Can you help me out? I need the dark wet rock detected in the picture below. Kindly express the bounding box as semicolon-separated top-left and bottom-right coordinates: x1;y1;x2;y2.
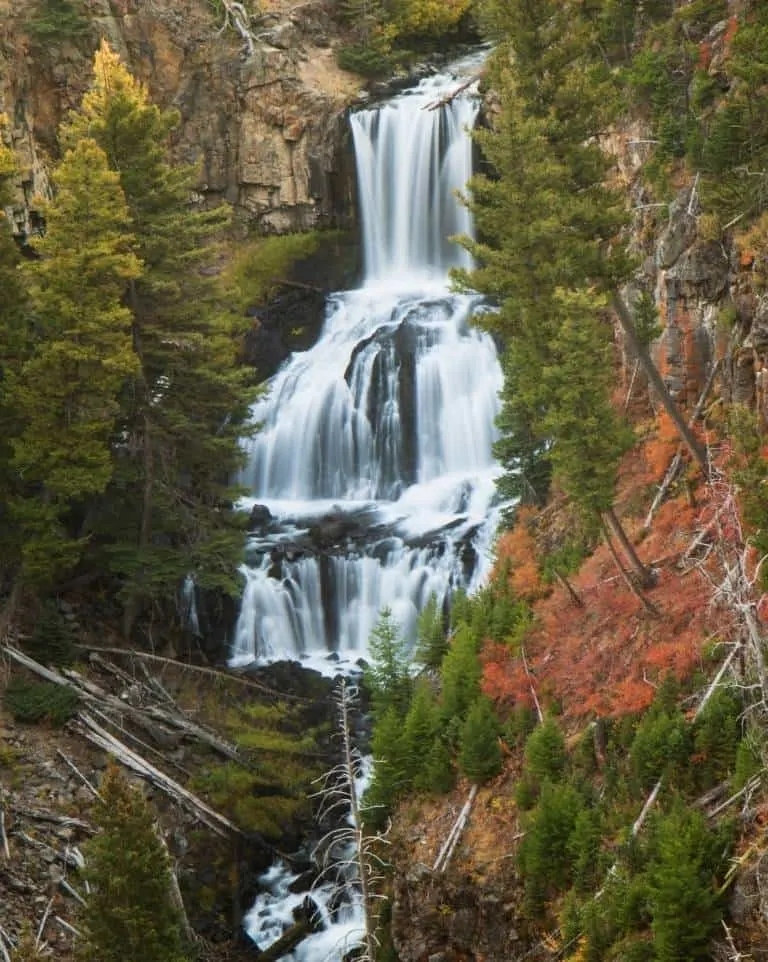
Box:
668;239;730;300
248;503;274;533
242;231;361;382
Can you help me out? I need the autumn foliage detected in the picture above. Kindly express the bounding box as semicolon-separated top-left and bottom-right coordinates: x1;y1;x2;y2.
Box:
481;435;736;721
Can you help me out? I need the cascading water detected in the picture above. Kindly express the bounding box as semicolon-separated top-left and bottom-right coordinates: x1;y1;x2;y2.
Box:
231;51;503;675
239;51;503;961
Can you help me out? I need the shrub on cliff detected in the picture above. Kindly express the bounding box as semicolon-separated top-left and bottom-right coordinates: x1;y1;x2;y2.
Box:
5;679;78;726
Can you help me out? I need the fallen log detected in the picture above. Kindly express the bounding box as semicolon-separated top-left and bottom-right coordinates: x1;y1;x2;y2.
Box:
71;712;245;838
9;805;93;833
433;784;478;873
257;900;319;962
426;73;480;110
72;644;296;699
3;645;241;762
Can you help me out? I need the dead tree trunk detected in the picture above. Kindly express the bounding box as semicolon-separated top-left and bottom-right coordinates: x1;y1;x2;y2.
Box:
554;569;584;607
600;518;660;617
611;291;709;475
604;507;654;589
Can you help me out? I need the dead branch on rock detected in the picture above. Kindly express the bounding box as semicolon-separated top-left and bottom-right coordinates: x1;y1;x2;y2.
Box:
55;749;102;800
217;0;256;56
707;774;763;821
35;896;54;950
0;809;9;861
73;644;292;699
13;831;84;871
9;805;93;833
53;917;81;939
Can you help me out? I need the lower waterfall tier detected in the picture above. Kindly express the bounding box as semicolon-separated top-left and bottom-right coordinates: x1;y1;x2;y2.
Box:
231;284;503;669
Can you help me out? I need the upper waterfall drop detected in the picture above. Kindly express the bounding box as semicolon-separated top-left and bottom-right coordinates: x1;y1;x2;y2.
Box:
350;69;479;285
231;52;503;670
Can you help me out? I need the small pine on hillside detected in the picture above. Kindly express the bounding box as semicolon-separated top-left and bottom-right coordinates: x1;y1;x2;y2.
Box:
79;763;189;962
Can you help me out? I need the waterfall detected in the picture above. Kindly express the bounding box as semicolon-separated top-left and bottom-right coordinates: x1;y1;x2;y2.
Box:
231;51;502;674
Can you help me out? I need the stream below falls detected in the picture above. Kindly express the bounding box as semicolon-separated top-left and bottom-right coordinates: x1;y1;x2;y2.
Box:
236;50;503;959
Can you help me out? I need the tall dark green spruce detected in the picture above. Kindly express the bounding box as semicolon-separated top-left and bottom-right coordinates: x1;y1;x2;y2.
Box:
458;0;708;501
80;763;189;962
63;42;256;634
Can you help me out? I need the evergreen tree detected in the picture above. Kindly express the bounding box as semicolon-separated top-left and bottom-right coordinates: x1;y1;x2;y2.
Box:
419;734;455;794
364;705;410;828
460;1;709;486
518;779;584;917
365;607;412;718
439;622;481;723
80;763;189;962
0;133;30;602
402;677;438;781
11;138;139;586
539;291;632;522
413;594;448;669
458;696;502;783
646;804;729;962
63;42;255;633
524;716;567;785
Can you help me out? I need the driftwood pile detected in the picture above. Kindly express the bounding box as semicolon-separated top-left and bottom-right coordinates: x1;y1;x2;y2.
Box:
2;644;245;838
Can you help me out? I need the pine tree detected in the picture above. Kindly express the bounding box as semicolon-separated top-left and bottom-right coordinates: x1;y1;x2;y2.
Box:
439;622;481;723
0;135;29;601
459;1;709;482
365;607;412;718
364;705;410;828
646;803;729;962
63;42;256;633
413;594;448;669
11;138;139;586
402;678;438;782
458;696;502;783
419;735;455;794
524;716;567;785
80;763;189;962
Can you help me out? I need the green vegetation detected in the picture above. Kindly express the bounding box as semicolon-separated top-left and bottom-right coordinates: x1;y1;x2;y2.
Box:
0;43;259;639
25;0;91;45
334;0;473;77
225;231;325;313
24;600;76;667
458;696;502;782
191;699;325;838
4;679;79;725
80;763;190;962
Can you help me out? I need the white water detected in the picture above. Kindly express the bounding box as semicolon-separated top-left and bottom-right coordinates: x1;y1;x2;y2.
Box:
239;52;502;962
231;52;503;676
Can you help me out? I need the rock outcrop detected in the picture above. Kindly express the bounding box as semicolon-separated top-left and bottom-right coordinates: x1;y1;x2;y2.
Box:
0;0;360;235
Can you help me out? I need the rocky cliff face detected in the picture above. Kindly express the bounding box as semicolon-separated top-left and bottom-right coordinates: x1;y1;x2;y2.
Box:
0;0;361;235
601;119;762;418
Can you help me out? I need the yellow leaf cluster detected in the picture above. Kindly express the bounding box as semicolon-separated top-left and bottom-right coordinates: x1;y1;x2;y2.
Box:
393;0;471;37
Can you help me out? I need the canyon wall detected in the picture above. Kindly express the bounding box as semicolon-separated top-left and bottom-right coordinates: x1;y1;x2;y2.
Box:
0;0;360;235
